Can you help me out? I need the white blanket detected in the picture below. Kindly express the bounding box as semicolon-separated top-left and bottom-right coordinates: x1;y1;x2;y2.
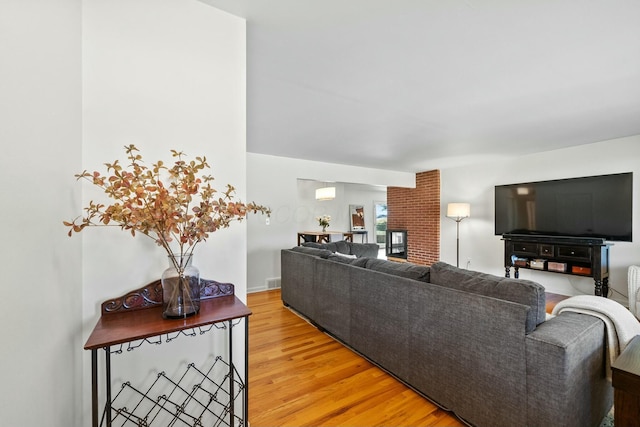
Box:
552;295;640;380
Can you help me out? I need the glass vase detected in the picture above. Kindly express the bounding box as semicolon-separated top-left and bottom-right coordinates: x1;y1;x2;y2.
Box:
161;253;200;319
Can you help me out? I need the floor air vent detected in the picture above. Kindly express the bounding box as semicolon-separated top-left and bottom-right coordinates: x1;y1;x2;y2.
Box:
266;277;281;289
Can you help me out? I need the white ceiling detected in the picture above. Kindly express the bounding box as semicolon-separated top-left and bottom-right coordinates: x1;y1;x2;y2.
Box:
201;0;640;172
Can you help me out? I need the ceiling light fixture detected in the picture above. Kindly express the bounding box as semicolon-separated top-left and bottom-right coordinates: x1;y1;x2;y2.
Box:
315;186;336;201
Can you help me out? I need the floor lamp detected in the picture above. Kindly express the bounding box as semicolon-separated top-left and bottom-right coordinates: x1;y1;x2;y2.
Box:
446;203;470;267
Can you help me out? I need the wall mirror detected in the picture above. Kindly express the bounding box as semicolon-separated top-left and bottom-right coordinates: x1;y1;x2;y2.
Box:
350;205;365;230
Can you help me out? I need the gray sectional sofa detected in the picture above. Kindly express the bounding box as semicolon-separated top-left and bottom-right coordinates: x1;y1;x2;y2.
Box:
280;246;613;427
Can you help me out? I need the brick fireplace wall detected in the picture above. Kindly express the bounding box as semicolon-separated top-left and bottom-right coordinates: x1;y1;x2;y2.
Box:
387;170;440;265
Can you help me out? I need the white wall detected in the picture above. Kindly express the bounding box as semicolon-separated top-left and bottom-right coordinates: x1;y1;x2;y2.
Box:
246;153;414;292
82;0;246;424
0;1;82;425
440;136;640;304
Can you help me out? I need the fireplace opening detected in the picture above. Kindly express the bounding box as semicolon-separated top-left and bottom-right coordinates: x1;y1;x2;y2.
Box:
385;229;407;259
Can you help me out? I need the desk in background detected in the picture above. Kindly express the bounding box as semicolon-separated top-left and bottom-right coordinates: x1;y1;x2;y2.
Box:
297;231;353;246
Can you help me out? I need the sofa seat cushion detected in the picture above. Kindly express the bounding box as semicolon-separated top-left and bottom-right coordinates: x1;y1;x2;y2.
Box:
363;258;430;282
430;262;546;332
350;257;370;268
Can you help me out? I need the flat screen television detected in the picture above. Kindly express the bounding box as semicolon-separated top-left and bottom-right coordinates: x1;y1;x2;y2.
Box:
494;172;633;242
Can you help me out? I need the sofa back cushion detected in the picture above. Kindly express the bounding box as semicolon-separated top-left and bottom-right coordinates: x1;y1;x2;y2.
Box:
301;241;379;258
291;245;333;258
429;262;546;332
301;242;326;250
363;258;430;282
323;241;352;255
348;242;380;258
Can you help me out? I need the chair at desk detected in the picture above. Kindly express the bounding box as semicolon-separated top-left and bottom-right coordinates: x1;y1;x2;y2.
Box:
301;234;318;243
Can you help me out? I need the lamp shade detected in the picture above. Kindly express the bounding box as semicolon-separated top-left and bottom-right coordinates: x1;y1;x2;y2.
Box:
447;203;470;219
315;186;336;201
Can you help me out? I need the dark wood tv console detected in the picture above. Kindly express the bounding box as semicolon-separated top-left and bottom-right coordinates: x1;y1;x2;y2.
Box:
503;235;610;297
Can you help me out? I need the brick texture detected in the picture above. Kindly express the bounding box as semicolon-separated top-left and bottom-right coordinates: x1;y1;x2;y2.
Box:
387;170;440;265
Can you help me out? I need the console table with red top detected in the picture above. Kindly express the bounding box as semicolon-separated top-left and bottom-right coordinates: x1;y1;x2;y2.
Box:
84;279;251;427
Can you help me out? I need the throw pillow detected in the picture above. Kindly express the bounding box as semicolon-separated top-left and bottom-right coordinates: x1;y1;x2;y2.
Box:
327;253;358;264
332;252;357;259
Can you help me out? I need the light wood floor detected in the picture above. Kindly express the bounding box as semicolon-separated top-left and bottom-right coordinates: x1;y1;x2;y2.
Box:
247;289;465;427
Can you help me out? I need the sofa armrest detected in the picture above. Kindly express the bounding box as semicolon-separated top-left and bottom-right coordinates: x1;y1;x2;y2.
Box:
525;312;612;427
280;249;317;319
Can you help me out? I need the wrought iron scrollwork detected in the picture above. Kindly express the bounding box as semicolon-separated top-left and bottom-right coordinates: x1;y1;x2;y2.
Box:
110;357;245;426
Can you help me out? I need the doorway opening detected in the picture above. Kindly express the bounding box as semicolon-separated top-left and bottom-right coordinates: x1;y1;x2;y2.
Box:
374;201;387;248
